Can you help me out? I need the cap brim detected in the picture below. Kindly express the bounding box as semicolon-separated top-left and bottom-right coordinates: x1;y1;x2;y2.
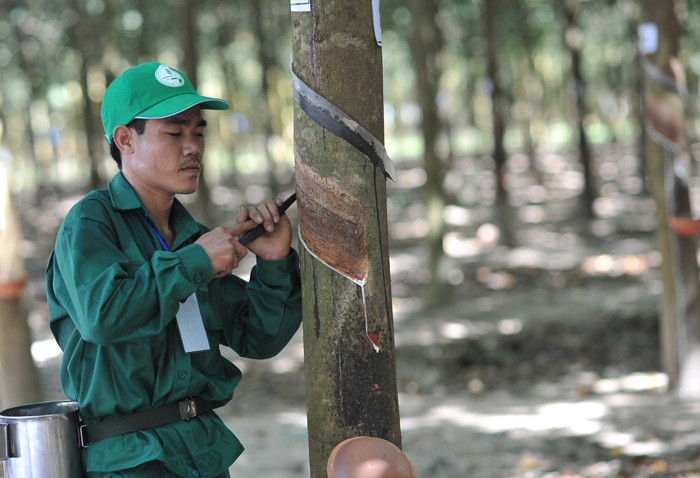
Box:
134;93;229;120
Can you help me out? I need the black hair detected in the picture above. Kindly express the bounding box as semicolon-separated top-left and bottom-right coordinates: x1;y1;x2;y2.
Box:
109;118;147;168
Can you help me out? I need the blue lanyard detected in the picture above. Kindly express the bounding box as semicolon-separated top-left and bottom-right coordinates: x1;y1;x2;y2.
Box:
139;212;170;252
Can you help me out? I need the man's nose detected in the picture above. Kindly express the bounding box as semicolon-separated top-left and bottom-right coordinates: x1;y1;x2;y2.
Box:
183;135;203;156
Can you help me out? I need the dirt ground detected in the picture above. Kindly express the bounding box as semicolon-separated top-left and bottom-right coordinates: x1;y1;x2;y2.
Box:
221;271;700;478
7;175;700;478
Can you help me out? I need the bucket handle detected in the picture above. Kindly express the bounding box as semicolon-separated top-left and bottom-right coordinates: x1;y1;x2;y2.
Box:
0;423;8;460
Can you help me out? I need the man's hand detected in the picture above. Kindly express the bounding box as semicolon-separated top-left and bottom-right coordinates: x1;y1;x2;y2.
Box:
195;227;249;278
226;198;292;260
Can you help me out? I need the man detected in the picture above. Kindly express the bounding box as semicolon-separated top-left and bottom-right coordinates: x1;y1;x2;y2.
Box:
46;62;302;477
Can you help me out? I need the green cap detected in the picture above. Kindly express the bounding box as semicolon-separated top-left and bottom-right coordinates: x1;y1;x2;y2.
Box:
101;62;229;143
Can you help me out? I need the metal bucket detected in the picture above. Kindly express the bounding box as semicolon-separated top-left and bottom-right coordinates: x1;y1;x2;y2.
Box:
0;400;84;478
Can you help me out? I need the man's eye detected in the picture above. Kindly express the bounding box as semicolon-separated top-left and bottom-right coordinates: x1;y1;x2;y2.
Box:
167;132;182;137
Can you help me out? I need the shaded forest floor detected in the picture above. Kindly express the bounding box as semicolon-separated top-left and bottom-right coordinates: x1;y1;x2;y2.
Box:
11;143;700;477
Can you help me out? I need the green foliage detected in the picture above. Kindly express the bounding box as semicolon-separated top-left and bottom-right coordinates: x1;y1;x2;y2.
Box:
0;0;698;190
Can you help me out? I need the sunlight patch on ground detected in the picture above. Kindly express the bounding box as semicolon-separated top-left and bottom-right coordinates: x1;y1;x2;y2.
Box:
391;297;423;321
519;205;548;223
436;318;523;341
261;400;617;446
442;205;470;226
389;252;423;274
442;224;501;259
30;338;62;365
393;310;525;346
442;233;482;258
277;410;308;428
399;399;607;438
398;384;692;460
269;343;304;374
592;372;669;394
579;253;653;277
497;318;523;335
440;322;469;340
389;219;430;241
395;168;426;188
506;246;580;271
475;267;516;289
596;432;668;457
269;357;301;375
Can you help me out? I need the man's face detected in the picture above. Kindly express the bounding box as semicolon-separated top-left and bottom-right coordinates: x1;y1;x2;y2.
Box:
122;106;207;197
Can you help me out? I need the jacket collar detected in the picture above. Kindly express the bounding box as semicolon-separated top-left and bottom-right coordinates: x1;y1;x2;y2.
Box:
108;171;203;247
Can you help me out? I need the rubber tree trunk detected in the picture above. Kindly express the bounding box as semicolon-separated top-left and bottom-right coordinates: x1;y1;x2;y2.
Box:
408;0;449;305
71;0;105;189
484;0;514;247
251;0;281;198
290;3;402;477
0;155;40;410
9;5;41;190
563;0;595;219
180;0;215;226
639;0;700;397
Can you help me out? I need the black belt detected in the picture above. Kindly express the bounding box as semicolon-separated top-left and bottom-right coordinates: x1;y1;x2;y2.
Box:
79;397;214;447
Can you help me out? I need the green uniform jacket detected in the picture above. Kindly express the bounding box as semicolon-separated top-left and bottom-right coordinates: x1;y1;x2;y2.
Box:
45;172;302;477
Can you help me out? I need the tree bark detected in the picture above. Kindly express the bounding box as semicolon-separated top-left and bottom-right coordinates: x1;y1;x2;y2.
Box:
290;2;402;476
71;0;105;189
8;2;42;190
563;0;595;219
251;0;280;198
180;0;215;226
484;0;514;247
408;0;449;305
639;0;700;397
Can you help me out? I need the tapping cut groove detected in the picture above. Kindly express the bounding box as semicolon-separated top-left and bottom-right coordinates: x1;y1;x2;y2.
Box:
295;160;368;283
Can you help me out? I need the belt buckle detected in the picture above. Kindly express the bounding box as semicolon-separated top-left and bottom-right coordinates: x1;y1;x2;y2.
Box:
79;424;90;448
179;398;198;421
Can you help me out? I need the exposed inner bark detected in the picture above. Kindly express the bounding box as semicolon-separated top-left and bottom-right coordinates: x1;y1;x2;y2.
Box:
296;160;368;283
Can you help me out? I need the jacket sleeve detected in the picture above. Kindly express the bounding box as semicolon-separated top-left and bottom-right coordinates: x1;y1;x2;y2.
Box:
50;197;213;345
218;249;302;359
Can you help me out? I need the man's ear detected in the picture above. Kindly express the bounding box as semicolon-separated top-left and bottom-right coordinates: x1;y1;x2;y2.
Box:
112;125;134;154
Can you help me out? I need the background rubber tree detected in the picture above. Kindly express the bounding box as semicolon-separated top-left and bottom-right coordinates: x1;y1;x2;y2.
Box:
639;0;700;398
407;0;450;305
484;0;515;246
290;2;402;476
562;0;595;220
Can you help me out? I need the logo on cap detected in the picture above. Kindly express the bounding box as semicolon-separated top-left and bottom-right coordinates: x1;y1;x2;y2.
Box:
154;64;185;87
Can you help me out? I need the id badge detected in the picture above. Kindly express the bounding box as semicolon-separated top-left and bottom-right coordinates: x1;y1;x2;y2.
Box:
175;294;211;353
